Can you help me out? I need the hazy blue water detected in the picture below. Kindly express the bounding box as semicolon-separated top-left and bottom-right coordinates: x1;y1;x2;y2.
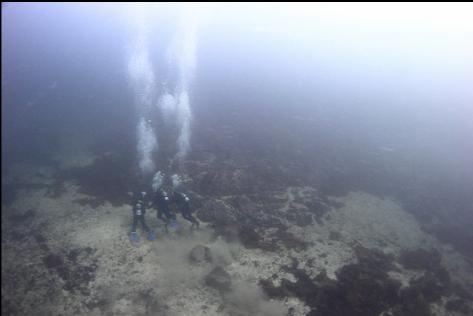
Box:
3;4;473;316
2;2;473;243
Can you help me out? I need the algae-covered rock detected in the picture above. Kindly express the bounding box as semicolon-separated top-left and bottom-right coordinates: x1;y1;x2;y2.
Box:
205;266;232;292
189;245;212;264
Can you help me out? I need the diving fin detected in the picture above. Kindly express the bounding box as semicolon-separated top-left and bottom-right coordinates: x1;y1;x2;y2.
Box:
147;231;156;241
168;219;179;232
130;232;140;246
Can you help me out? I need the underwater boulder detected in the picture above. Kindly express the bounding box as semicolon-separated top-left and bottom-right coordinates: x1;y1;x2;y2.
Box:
205;266;232;292
399;248;441;271
197;200;237;225
189;245;212;264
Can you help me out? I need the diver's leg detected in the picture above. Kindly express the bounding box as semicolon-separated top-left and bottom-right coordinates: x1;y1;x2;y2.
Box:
181;211;199;229
165;208;176;221
158;210;169;232
132;216;138;232
164;210;178;232
157;209;166;222
139;216;150;232
140;216;155;240
189;214;200;229
181;211;193;223
130;216;140;245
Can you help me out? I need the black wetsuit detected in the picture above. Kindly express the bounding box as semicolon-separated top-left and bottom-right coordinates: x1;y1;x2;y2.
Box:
131;201;150;233
174;191;199;228
153;189;176;227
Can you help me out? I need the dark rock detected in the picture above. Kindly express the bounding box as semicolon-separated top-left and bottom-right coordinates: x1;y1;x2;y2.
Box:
214;223;240;243
1;298;18;316
46;182;67;198
62;263;98;293
285;209;313;227
407;272;447;303
392;287;432;316
43;254;64;269
238;225;262;248
327;200;344;209
287;307;296;316
429;225;473;259
34;233;50;252
329;231;342;241
34;234;47;244
194;167;255;196
450;282;473;300
238;225;278;252
287;271;320;304
272;227;310;251
399;248;441;271
83;247;95;255
67;247;96;264
2;183;18;206
354;246;395;273
42;248;98;294
55;153;134;206
445;298;472;314
8;209;36;224
84;298;109;312
205;266;232;292
259;279;290;299
315;217;324;225
398;248;451;302
318;173;353;197
189;245;212;264
306;200;330;220
138;289;167;315
230;195;259;214
261;247;410;316
74;197;104;208
68;249;81;263
197;200;236;225
433;266;450;287
8;230;27;242
335;263;401;315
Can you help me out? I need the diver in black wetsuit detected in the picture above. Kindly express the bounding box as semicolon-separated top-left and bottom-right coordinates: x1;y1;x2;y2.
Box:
130;191;155;245
170;173;200;229
173;190;200;229
152;188;176;232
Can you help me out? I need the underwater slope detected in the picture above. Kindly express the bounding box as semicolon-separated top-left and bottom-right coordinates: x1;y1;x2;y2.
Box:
2;116;473;316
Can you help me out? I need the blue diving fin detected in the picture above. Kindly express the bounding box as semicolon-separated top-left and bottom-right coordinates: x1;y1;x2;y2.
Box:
147;230;156;241
168;219;179;232
130;232;140;246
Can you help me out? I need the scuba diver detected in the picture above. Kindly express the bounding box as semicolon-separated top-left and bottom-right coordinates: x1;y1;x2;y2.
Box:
153;188;178;232
173;190;200;229
151;179;178;233
130;191;156;246
171;174;200;229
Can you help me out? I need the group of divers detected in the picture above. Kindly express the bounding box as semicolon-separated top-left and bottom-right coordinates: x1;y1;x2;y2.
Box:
129;172;199;246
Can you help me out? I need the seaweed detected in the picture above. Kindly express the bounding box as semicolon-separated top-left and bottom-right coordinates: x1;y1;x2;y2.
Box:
329;231;342;241
73;197;104;208
272;227;310;251
258;247;457;316
1;183;19;207
285;209;314;227
7;209;36;224
238;225;278;252
399;248;441;271
55;153;134;206
42;248;98;295
446;298;472;314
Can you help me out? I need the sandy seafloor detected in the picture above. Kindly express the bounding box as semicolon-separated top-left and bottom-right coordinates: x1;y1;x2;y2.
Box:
2;148;473;316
